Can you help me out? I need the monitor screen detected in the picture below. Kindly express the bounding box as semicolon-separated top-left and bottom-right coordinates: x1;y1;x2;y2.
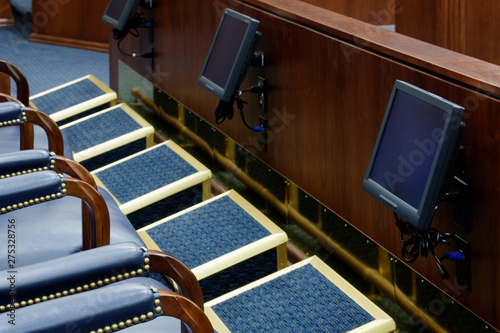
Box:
102;0;141;31
362;80;465;230
198;8;260;102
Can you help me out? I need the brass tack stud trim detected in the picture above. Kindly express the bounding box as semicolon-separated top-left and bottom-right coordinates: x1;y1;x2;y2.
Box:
0;267;148;310
89;300;159;332
0;191;65;215
0;116;23;127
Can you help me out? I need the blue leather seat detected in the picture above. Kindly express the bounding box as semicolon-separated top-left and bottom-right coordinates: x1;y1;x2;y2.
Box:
0;282;212;332
0;166;145;267
0;100;73;157
0;242;211;332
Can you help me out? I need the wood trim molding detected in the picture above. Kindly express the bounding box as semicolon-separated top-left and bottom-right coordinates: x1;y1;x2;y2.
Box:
29;33;109;53
0;0;13;27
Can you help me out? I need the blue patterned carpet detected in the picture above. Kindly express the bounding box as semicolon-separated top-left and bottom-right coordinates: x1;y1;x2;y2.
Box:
212;264;375;332
0;27;109;95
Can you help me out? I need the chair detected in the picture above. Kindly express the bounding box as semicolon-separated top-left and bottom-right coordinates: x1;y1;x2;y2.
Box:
0;241;204;312
0;282;212;332
0;162;145;269
0;242;211;331
0;170;110;256
0;166;211;331
0;100;71;156
0;59;29;105
0;60;36;156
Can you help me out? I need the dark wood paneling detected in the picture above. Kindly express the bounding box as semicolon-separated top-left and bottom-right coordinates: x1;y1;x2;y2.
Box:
396;0;500;66
395;0;438;44
298;0;396;24
30;0;109;52
0;0;13;27
110;0;500;328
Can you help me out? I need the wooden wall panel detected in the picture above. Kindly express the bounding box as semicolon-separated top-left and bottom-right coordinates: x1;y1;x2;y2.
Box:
0;0;14;27
396;0;500;66
298;0;396;24
110;0;500;328
30;0;109;52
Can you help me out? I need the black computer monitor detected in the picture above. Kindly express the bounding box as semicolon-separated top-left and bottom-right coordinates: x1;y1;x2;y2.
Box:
102;0;141;32
362;80;465;230
198;8;260;102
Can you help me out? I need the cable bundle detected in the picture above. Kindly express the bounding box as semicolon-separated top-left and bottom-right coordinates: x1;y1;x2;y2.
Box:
394;214;455;279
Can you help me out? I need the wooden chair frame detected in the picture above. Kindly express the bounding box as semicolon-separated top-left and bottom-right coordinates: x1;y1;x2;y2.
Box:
0;93;64;154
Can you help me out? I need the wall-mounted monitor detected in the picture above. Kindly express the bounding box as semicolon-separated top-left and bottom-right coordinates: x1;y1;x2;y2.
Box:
102;0;141;32
198;8;260;102
362;80;465;230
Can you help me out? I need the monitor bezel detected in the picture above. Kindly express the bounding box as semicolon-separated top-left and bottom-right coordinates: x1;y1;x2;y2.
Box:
362;80;465;230
102;0;141;32
197;8;260;102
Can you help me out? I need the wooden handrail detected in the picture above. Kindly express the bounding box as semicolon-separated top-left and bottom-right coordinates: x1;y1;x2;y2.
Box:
245;0;500;97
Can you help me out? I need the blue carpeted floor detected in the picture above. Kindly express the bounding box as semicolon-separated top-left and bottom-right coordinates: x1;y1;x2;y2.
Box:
0;27;109;95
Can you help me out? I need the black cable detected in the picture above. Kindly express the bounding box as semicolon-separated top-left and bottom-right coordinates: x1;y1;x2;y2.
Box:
394;213;454;280
214;88;265;132
214;98;235;124
113;13;152;58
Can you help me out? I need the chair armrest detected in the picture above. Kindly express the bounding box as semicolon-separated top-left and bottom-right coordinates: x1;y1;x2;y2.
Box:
0;60;29;105
149;250;205;310
0;242;149;307
0;149;57;177
0;149;97;188
159;289;214;332
0;242;204;312
0;98;35;149
0;169;66;210
0;92;20;103
0;282;214;332
0;101;65;154
0;170;110;248
25;105;64;154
